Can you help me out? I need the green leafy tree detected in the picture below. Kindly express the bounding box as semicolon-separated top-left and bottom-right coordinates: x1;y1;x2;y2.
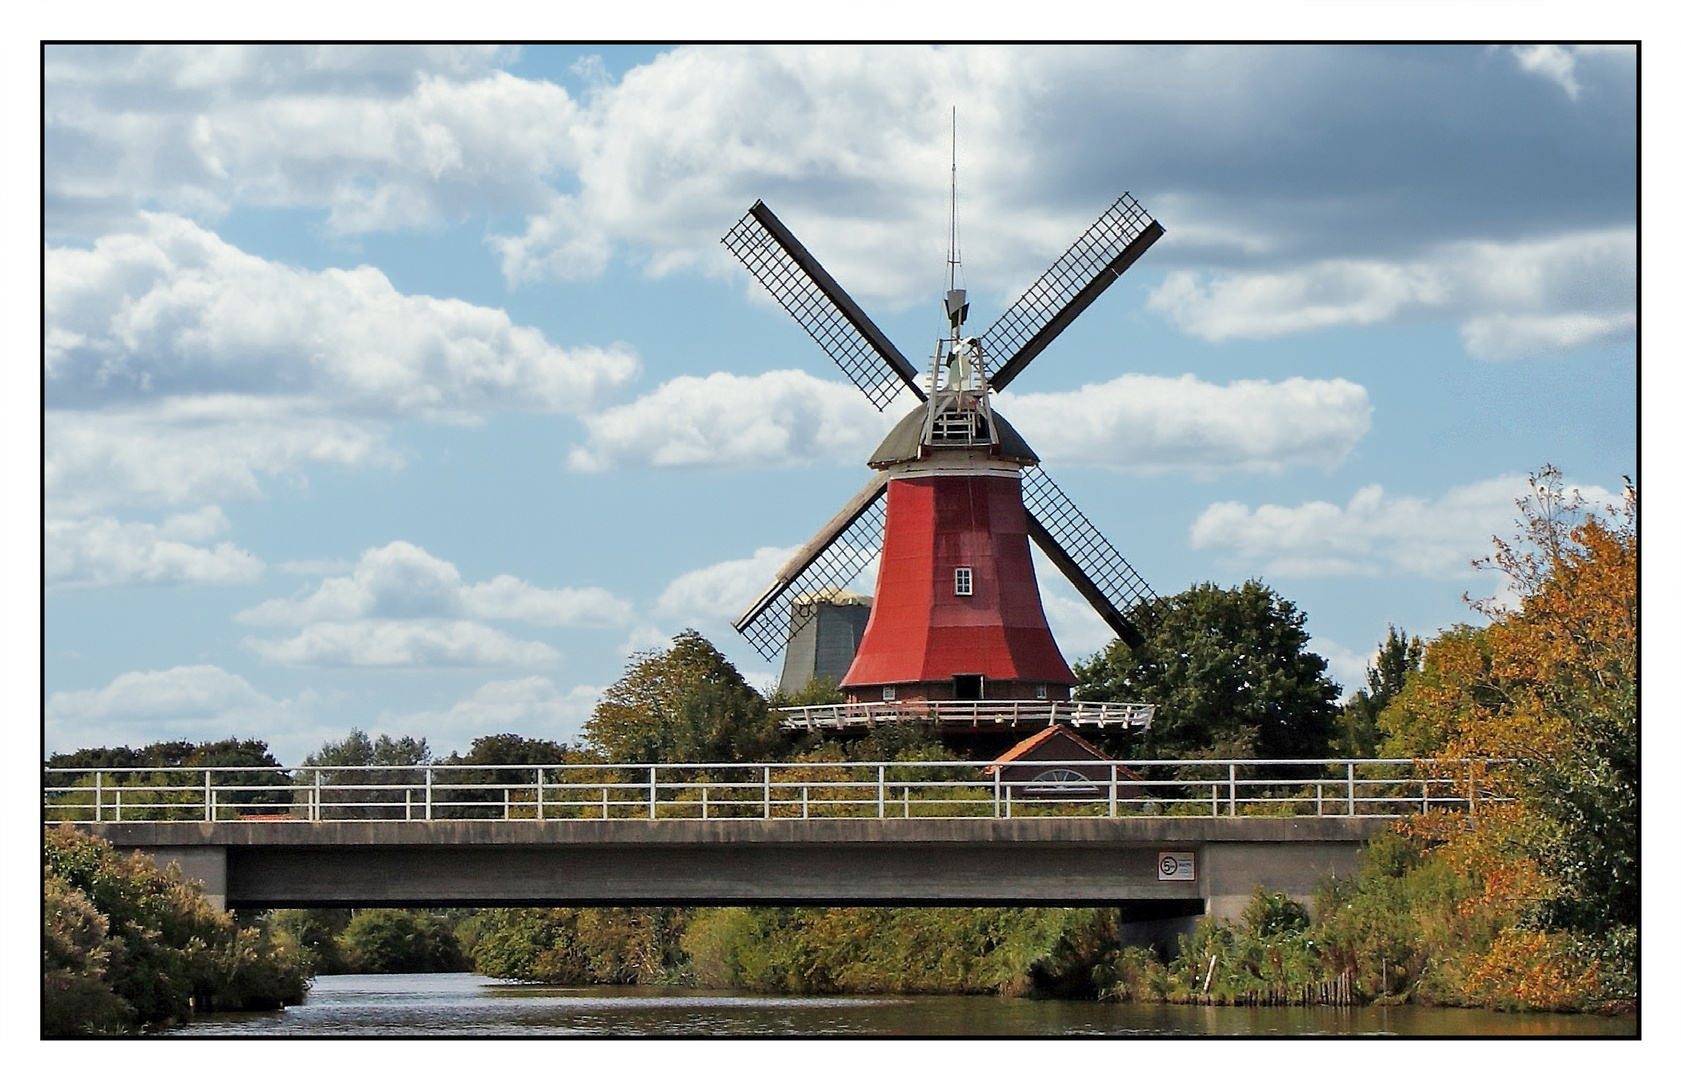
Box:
43;827;307;1033
1075;581;1340;761
301;728;432;819
339;910;466;974
46;738;294;816
303;728;431;769
766;676;845;709
43;869;133;1034
584;631;787;764
435;733;575;818
1335;626;1424;757
266;909;352;974
464;907;687;984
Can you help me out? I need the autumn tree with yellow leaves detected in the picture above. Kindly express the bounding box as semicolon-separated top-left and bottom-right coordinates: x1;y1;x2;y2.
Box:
1368;466;1637;1010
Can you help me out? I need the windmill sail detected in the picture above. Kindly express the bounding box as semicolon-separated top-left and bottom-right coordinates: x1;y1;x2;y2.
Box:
1021;466;1156;649
733;474;888;661
984;194;1164;391
722;201;926;410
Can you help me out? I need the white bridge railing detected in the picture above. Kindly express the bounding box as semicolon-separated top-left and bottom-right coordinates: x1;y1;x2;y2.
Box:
43;758;1500;824
776;699;1155;730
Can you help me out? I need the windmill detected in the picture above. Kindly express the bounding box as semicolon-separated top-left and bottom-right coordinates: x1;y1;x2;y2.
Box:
721;181;1163;736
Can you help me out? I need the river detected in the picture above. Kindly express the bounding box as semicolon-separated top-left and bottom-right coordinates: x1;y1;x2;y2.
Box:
168;972;1636;1036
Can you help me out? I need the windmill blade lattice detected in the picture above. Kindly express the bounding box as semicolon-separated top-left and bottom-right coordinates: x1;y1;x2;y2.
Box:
722;201;925;410
732;496;887;662
1021;465;1157;647
984;194;1164;391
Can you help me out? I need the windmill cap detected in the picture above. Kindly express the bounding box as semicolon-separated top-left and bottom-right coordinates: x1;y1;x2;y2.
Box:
868;406;1040;468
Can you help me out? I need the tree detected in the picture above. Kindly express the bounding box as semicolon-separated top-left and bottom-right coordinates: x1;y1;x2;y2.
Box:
301;729;432;819
1074;581;1340;760
1440;468;1637;936
45;738;292;816
340;910;466;974
436;733;575;818
43;827;307;1032
1333;468;1638;1012
1334;626;1423;757
303;728;431;769
584;631;786;764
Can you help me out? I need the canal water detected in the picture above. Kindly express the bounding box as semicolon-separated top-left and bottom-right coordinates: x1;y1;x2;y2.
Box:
170;972;1636;1037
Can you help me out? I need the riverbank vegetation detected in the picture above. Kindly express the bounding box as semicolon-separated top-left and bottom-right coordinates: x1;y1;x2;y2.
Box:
43;827;308;1035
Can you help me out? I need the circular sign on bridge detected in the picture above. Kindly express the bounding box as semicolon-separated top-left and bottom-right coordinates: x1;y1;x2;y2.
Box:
1157;850;1196;882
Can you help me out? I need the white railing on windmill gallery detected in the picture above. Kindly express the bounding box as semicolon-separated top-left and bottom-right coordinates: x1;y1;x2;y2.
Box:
43;758;1504;824
774;699;1155;731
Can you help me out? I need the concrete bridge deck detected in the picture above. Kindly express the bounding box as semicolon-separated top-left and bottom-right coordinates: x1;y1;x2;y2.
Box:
74;815;1390;921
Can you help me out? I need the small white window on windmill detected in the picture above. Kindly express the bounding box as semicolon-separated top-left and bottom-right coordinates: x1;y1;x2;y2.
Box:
954;567;973;596
882;685;896;701
1035;684;1048;700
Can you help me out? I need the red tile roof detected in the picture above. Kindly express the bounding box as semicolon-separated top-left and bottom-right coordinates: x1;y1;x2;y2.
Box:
992;724;1108;764
980;725;1146;781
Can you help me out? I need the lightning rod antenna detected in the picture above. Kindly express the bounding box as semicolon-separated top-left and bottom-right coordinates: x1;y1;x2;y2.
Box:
943;107;968;339
947;107;958;295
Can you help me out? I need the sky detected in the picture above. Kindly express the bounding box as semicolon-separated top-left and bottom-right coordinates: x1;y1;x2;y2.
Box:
40;43;1638;766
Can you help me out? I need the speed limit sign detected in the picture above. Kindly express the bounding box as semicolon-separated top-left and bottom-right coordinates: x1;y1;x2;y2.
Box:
1157;851;1196;881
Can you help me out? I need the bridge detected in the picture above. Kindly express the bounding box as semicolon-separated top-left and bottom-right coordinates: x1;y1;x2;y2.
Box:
48;757;1487;939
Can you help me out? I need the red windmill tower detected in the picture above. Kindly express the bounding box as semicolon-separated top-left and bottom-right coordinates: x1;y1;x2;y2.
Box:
723;172;1163;740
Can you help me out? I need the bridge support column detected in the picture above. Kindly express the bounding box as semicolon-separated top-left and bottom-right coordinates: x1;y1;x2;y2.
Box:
134;846;227;912
1199;841;1363;923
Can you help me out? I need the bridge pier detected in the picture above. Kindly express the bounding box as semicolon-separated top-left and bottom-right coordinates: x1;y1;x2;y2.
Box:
1201;840;1367;923
134;845;228;912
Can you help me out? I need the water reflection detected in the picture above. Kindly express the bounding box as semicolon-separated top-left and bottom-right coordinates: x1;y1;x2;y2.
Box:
170;972;1636;1037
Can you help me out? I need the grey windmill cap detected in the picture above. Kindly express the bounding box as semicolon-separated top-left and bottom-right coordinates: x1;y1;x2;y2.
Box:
867;406;1040;468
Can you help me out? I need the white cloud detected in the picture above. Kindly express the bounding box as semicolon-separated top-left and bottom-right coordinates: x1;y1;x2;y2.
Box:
47;45;1633;335
460;576;636;627
45;396;399;515
235;541;625;669
46;47;561;235
999;374;1371;473
1147;229;1635;360
1188;474;1616;580
569;370;905;472
47;213;640;417
1508;45;1583;99
238;541;633;627
378;677;601;748
246;620;560;668
45;664;311;752
655;545;800;624
47;506;263;588
574;369;1369;477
